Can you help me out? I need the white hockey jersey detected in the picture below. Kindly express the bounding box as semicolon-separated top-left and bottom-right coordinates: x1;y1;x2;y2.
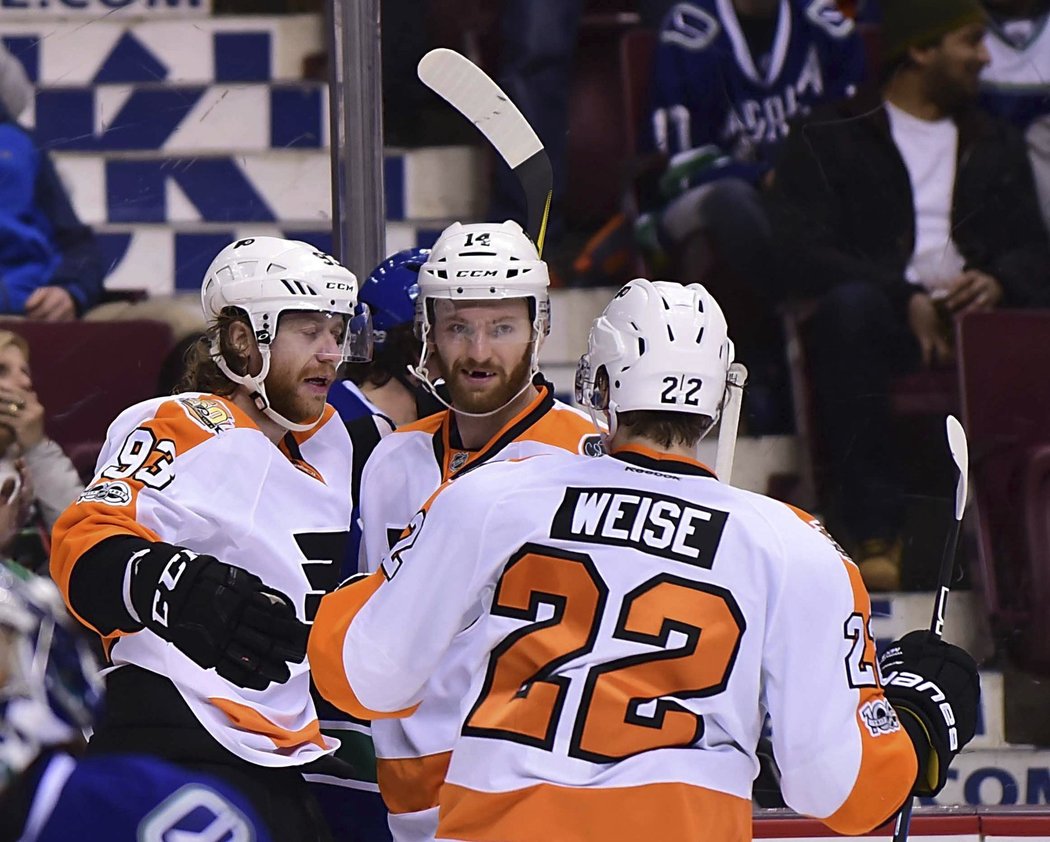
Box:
52;393;352;768
311;446;917;842
356;381;601;840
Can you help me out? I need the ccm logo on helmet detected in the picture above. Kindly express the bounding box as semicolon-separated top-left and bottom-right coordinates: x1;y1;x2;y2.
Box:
326;281;355;291
455;270;499;278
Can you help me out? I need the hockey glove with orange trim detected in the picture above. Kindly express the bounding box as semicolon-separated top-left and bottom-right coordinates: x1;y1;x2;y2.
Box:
878;630;980;796
128;542;309;691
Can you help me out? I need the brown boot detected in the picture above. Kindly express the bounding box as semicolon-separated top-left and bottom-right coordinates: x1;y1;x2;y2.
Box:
856;538;902;592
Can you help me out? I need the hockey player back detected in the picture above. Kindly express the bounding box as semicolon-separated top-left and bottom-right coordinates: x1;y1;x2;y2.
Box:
311;279;981;841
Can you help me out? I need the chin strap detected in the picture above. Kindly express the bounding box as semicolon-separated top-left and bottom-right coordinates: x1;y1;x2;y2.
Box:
408;328;544;421
213;346;322;434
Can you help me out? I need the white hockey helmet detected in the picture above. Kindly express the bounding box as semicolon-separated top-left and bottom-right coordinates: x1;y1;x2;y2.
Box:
410;220;551;415
576;278;734;437
200;236;373;432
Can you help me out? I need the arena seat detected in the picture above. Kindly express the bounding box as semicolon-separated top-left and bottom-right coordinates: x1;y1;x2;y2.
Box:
1;319;176;480
957;309;1050;674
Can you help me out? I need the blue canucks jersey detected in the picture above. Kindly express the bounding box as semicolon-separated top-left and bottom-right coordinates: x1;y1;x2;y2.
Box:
328;379;382;425
24;753;271;841
980;12;1050;132
649;0;866;181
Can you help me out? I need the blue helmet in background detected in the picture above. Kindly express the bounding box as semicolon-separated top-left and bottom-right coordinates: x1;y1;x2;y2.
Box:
359;248;429;348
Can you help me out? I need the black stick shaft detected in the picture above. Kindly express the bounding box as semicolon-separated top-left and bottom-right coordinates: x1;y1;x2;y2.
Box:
893;478;963;842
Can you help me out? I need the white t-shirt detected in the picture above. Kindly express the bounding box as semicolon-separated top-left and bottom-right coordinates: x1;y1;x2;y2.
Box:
886;100;966;294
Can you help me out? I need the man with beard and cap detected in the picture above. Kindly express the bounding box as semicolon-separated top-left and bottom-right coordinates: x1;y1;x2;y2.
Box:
767;0;1050;591
349;219;602;841
49;236;374;841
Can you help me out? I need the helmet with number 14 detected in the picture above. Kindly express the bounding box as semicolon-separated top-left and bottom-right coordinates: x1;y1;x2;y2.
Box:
411;221;550;418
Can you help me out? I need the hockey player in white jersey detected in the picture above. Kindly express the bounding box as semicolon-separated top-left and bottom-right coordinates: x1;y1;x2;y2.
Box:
50;236;373;841
311;278;980;841
346;219;600;840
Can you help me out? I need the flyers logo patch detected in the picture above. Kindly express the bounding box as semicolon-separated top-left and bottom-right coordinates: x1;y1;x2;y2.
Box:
179;397;236;434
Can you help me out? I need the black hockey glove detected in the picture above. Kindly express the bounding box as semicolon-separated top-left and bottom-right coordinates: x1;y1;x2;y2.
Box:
129;543;309;691
878;630;980;796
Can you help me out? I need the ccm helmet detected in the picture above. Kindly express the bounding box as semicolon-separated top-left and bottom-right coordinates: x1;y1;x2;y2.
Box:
576;278;734;437
200;236;373;431
411;221;550;413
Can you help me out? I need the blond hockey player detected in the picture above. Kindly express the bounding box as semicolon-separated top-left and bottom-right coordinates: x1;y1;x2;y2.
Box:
50;236;373;841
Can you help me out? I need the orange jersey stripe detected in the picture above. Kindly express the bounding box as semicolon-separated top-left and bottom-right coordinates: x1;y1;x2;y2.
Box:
309;571;418;720
438;781;750;842
50;398;230;635
785;504;917;834
377;751;451;814
208;697;326;751
517;404;598;453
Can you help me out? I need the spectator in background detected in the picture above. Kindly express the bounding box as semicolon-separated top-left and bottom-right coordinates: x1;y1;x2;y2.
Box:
643;0;866;432
979;0;1050;231
0;330;81;535
0;100;104;320
767;0;1050;590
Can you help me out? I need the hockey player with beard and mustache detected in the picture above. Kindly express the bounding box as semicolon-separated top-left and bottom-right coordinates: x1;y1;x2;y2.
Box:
348;219;602;842
48;236;373;842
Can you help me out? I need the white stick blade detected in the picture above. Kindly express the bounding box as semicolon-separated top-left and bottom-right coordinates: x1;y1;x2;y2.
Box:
714;363;748;484
417;48;542;169
946;415;969;520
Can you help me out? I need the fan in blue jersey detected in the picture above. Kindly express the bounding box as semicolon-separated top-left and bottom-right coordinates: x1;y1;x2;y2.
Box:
0;561;272;842
642;0;867;433
979;0;1050;231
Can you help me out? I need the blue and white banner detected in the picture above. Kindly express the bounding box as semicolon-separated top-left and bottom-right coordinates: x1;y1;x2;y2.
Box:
54;146;486;225
1;15;320;83
27;84;328;152
96;223;448;295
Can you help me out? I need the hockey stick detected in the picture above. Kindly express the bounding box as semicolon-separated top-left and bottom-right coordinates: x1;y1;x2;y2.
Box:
417;48;553;256
715;363;748;484
892;414;969;842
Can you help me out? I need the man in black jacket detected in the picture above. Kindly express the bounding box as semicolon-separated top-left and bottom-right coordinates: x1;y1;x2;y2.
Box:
767;0;1050;590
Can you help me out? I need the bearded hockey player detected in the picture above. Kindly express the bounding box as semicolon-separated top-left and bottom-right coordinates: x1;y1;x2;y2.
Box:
50;236;372;841
345;219;600;841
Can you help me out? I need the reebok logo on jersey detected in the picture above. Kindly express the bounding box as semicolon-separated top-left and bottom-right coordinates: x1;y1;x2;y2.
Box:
550;486;727;567
859;698;901;738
